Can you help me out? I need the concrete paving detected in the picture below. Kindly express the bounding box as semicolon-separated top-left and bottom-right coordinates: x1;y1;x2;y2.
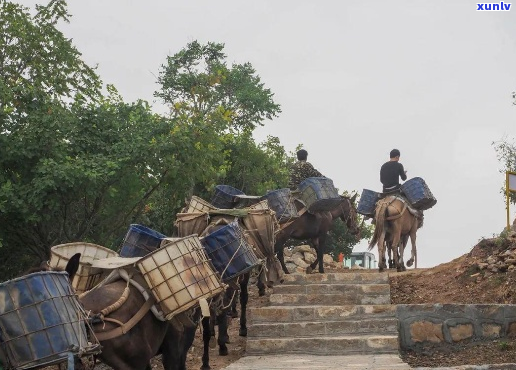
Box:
221;354;412;370
221;354;516;370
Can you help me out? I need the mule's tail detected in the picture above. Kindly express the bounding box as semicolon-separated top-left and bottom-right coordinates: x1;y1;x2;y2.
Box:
368;199;389;251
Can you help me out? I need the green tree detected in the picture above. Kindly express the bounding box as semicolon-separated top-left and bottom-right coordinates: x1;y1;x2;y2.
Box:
493;137;516;204
155;40;281;133
149;41;284;232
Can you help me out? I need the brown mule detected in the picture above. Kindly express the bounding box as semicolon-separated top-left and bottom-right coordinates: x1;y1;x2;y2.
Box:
275;194;360;274
368;196;419;272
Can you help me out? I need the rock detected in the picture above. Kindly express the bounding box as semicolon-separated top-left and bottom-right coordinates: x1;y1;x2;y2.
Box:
283;248;293;257
478;263;489;270
487;256;497;264
292;253;309;268
323;254;334;264
293;245;312;254
303;252;316;263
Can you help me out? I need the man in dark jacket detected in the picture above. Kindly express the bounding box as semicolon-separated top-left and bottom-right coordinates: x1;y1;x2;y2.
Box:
380;149;407;193
288;149;323;190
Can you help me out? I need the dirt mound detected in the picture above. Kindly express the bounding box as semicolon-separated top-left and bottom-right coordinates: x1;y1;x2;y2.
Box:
390;231;516;305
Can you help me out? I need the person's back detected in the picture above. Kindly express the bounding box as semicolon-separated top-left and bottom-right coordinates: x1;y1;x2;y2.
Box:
380;149;407;193
288;149;323;190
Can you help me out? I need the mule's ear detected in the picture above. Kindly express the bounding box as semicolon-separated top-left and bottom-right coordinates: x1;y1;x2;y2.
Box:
350;193;358;203
65;253;81;280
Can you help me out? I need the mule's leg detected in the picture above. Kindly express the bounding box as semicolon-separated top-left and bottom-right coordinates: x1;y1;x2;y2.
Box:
406;224;417;268
377;230;387;272
201;316;212;370
390;223;403;272
256;268;266;297
239;273;249;337
316;234;327;274
307;237;320;274
275;236;290;274
386;240;395;269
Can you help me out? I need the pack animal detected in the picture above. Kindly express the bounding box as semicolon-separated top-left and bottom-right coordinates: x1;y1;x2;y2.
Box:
275;195;360;274
32;253;198;370
368;196;419;272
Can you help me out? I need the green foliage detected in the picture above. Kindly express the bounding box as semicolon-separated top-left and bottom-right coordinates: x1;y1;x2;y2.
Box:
498;341;510;351
0;9;286;279
493;137;516;204
155;40;281;132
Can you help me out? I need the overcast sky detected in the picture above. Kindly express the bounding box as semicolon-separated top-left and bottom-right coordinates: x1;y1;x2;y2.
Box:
18;0;516;268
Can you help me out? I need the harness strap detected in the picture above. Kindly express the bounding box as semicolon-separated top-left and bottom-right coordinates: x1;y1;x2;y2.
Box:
279;206;307;231
93;296;156;341
385;202;407;221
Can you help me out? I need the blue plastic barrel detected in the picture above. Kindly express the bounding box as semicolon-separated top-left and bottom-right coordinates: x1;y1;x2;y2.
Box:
0;272;92;369
200;221;260;282
120;224;166;257
210;185;245;209
260;188;298;223
401;177;437;210
357;189;380;216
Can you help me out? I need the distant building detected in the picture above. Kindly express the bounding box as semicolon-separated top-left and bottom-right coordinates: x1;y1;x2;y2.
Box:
344;252;377;269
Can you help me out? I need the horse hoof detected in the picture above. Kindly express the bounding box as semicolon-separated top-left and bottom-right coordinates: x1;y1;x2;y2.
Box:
219;346;229;356
201;365;211;370
239;328;247;337
306;266;313;274
258;289;266;297
407;259;414;267
379;267;384;273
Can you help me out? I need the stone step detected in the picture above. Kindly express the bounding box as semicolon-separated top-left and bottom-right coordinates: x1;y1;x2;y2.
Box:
245;335;399;356
269;292;390;306
250;305;396;323
248;318;398;338
282;272;389;285
273;283;390;296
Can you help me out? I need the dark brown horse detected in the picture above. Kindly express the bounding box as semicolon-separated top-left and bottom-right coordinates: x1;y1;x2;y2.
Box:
275;194;360;274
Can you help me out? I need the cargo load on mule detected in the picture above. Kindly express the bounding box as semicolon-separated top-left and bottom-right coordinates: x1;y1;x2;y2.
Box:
49;242;118;294
135;235;225;321
357;189;381;217
175;194;283;286
119;224;166;258
357;177;436;217
200;221;261;282
0;271;100;370
260;188;298;223
400;177;437;210
295;177;342;213
210;185;245;209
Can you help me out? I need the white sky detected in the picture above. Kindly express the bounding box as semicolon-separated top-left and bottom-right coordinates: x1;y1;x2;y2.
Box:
17;0;516;268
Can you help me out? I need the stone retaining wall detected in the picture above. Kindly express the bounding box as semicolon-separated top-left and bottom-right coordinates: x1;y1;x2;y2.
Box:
397;304;516;348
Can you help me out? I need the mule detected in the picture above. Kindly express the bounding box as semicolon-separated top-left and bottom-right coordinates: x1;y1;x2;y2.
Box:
39;252;199;370
368;196;419;272
275;194;360;274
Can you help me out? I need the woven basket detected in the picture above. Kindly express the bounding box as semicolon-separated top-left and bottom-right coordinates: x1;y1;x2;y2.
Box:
136;235;224;321
49;242;118;293
175;212;210;237
185;196;216;213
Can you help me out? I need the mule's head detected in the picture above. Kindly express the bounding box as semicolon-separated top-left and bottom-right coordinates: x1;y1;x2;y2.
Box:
337;193;361;238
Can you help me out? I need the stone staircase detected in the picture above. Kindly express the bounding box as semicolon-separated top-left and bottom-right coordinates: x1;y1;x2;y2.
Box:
246;272;399;356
